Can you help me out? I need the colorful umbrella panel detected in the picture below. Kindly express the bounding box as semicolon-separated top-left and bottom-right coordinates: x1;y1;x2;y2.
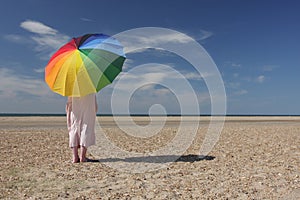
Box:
45;34;126;97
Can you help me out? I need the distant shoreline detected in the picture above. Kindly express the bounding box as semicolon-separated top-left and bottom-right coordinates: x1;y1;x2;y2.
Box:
0;113;299;117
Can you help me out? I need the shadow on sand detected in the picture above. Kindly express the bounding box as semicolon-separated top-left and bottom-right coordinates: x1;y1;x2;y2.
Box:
87;154;215;163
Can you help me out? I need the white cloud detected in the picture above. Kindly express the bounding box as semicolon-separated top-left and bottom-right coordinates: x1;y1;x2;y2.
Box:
80;17;94;22
116;28;212;53
233;73;239;78
0;66;67;113
184;71;213;80
138;84;155;91
113;66;173;92
140;32;192;44
184;72;202;80
153;88;172;95
176;29;213;42
0;68;52;98
31;34;70;51
122;58;134;71
196;30;213;41
262;65;278;72
3;34;27;43
227;82;240;89
122;32;191;52
231;63;241;68
16;20;71;59
234;89;248;95
114;64;211;94
256;75;265;83
20;20;57;35
33;68;45;73
110;64;209;114
224;61;241;68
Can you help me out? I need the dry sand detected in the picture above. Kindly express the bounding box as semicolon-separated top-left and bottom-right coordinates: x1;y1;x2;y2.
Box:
0;116;299;199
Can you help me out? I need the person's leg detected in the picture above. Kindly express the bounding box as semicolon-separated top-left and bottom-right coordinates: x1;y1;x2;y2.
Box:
80;146;87;162
71;146;80;163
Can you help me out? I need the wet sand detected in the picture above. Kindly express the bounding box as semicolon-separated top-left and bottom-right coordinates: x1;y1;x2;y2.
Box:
0;116;299;199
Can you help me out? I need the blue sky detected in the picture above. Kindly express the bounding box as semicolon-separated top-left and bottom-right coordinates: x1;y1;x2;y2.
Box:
0;0;299;115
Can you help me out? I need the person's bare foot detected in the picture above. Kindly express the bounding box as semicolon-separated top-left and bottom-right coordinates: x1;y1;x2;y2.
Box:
80;146;87;162
71;146;80;163
72;157;80;163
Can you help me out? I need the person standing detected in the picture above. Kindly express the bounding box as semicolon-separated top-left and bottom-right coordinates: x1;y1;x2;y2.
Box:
66;93;98;163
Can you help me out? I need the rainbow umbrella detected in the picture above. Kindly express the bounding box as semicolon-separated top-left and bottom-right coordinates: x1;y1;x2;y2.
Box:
45;33;126;97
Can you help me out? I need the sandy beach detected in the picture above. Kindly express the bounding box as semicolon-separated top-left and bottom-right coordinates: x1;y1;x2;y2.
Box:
0;116;299;199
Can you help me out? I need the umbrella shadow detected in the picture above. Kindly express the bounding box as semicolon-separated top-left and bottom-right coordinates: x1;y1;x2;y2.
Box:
87;154;215;163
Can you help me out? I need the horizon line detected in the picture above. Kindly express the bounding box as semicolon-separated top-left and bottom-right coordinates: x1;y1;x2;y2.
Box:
0;113;299;117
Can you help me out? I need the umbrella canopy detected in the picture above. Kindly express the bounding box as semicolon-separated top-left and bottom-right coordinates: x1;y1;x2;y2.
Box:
45;33;126;97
